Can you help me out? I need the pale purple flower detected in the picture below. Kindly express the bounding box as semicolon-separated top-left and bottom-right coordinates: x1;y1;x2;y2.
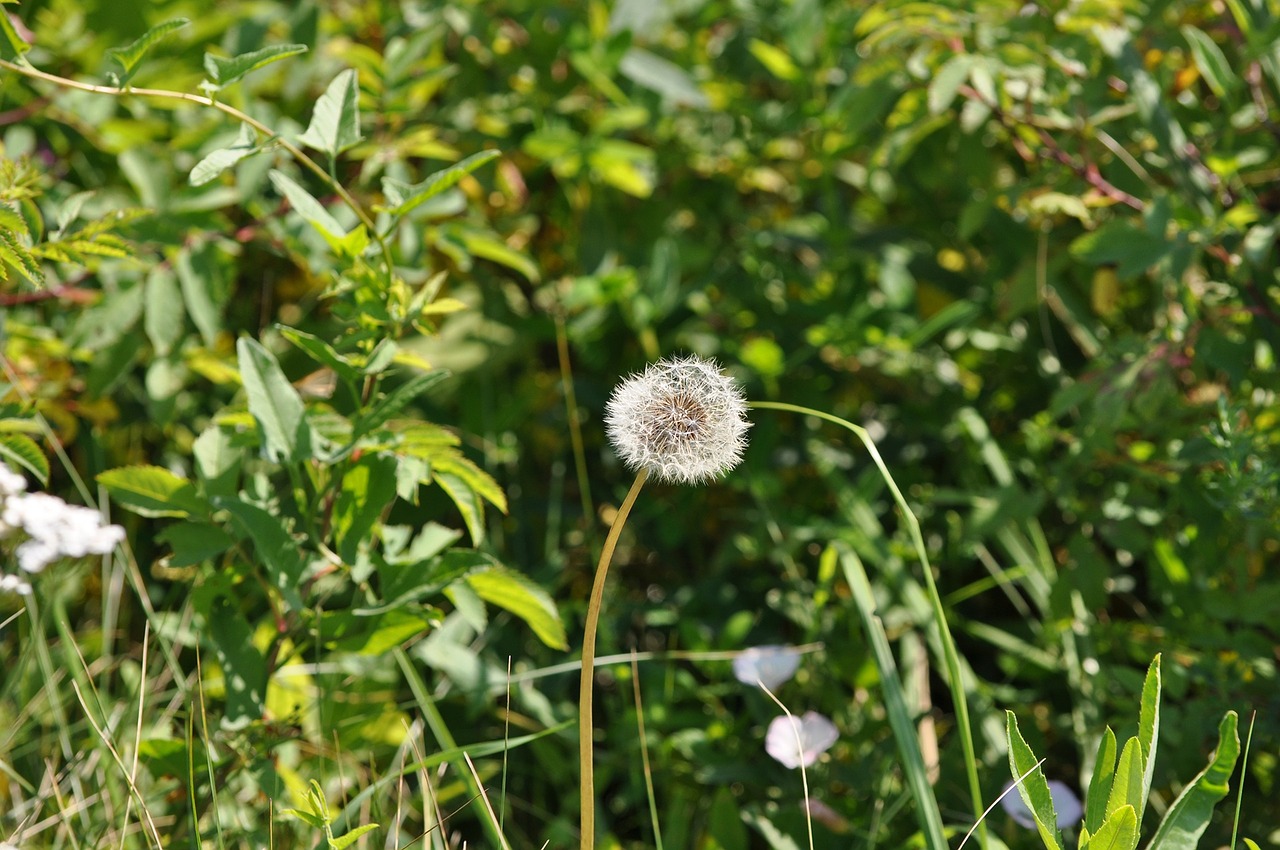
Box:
1000;779;1083;830
765;711;838;769
605;355;751;484
733;645;801;690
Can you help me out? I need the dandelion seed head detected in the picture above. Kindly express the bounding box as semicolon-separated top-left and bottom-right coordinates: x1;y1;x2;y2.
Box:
605;355;751;484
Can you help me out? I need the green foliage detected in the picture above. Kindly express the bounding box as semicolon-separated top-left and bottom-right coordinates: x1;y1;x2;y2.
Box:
1;0;1274;846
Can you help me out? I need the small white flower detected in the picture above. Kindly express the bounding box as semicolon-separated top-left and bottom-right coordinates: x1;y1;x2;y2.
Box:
1000;778;1083;830
765;711;838;769
733;645;802;690
0;463;26;497
605;355;751;484
0;573;32;595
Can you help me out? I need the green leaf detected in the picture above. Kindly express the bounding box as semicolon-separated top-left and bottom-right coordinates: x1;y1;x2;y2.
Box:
268;170;345;240
455;227;541;282
236;337;311;463
431;452;507;514
379;149;501;216
97;465;210;518
157;521;237;567
465;565;566;649
748;38;799;80
355;371;449;436
1085;727;1118;834
297;69;364;158
1006;711;1065;850
1106;737;1145;827
617;48;709;107
203;43;308;88
1147;712;1240;850
322;608;431;655
215;499;306;613
283;808;326;829
435;471;487;546
1137;654;1162;826
106;18;189;84
0;225;43;285
0;432;48;485
330;823;379;850
587;139;655;198
331;453;398;562
144;266;184;356
192;578;265;729
175;245;227;347
190;125;260;186
1087;804;1137;850
0;9;31;60
277;326;360;384
928;53;973;115
1069;223;1171;279
1182;26;1238;98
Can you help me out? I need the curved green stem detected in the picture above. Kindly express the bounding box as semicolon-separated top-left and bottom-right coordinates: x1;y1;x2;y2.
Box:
579;467;648;850
751;400;986;848
0;57;395;274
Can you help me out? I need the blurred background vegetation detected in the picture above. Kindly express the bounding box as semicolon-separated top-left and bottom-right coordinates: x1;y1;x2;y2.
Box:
1;0;1277;847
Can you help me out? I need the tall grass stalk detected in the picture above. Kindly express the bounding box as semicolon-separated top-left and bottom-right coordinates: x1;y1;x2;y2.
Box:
751;400;986;845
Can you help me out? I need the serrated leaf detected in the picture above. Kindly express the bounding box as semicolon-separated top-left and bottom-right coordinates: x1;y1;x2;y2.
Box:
465;565;566;649
190;125;259;186
1085;727;1118;834
203;43;308;88
236;337;311;463
1147;711;1239;850
0;227;43;284
330;823;379;850
1006;711;1065;850
268;170;345;239
297;69;363;158
1088;804;1137;850
106;18;189;83
0;432;48;484
379;149;501;216
97;465;211;518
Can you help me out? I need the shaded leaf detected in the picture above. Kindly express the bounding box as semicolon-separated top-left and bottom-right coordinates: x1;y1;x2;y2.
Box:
1147;712;1240;850
618;48;709;107
203;43;308;88
1182;26;1237;98
190;125;260;186
106;18;189;83
237;337;311;463
268;170;345;239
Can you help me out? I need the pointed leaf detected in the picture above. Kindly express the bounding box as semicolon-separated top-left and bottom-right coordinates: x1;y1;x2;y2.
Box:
97;465;211;518
190;125;260;186
1182;26;1238;98
268;170;345;239
277;326;360;384
1006;711;1065;850
298;69;364;158
465;565;566;649
157;521;237;567
379;149;501;216
203;44;308;88
330;823;379;850
1106;737;1145;825
1086;727;1118;834
1147;712;1240;850
431;452;507;513
106;18;189;83
236;337;311;463
355;371;449;435
435;470;486;546
1088;804;1136;850
215;498;306;613
0;10;31;60
1137;654;1161;826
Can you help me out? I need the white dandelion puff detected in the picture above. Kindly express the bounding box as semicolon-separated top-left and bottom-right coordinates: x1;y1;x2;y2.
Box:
604;355;751;484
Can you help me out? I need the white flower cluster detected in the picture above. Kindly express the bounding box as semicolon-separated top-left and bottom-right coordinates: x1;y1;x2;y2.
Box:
0;462;124;596
605;355;751;484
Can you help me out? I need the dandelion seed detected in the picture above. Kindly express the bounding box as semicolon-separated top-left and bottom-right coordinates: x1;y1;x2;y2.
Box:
604;355;751;484
765;711;838;769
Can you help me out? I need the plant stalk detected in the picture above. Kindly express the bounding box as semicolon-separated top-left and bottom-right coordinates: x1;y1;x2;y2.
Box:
579;467;648;850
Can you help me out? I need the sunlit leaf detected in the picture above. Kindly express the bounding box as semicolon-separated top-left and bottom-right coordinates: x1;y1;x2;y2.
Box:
203;43;308;89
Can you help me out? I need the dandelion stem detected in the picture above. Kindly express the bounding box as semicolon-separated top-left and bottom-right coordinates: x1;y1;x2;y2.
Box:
750;400;987;848
579;467;649;850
